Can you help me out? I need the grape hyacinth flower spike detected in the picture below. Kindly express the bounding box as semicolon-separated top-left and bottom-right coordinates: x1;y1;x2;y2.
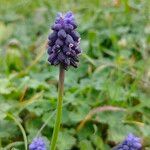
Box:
113;133;142;150
47;11;81;70
29;137;47;150
47;11;81;150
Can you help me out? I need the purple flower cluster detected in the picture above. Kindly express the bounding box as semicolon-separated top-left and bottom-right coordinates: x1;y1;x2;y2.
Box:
114;133;142;150
29;137;47;150
47;11;81;70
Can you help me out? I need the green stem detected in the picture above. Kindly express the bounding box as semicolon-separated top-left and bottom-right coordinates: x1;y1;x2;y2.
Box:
51;65;65;150
7;113;28;150
4;141;24;150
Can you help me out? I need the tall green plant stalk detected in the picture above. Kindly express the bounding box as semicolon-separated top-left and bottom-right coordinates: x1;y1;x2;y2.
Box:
51;65;65;150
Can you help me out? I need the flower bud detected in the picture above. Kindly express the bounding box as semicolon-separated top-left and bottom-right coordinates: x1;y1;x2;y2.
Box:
29;137;47;150
113;133;142;150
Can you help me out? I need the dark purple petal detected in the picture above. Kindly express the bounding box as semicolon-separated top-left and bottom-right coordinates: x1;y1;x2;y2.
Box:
64;24;74;32
51;24;62;30
58;29;67;39
48;31;57;41
48;40;54;46
122;145;129;150
133;143;142;148
51;45;57;53
48;53;57;62
53;59;59;65
58;52;65;62
70;30;80;41
55;38;63;46
63;45;69;53
66;51;71;56
72;56;79;62
47;47;52;54
70;21;77;29
55;12;63;22
75;47;82;54
64;58;70;65
65;11;73;18
65;34;74;45
70;59;77;67
70;50;76;56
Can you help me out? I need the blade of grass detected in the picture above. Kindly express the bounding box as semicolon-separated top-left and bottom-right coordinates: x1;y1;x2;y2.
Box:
82;53;96;67
4;141;24;150
77;105;126;131
17;91;43;113
6;113;28;150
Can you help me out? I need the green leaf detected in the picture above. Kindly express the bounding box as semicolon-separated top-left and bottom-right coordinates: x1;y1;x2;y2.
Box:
57;130;76;150
0;78;15;94
79;140;94;150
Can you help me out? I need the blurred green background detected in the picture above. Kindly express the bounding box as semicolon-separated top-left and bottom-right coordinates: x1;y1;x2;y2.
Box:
0;0;150;149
